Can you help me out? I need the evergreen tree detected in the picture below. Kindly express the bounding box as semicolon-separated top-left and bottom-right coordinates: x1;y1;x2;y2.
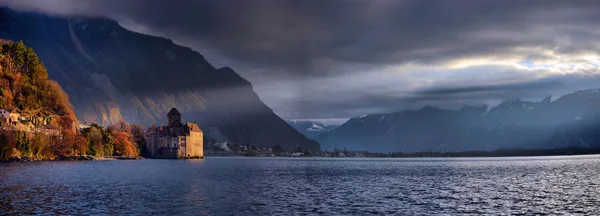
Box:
11;41;27;69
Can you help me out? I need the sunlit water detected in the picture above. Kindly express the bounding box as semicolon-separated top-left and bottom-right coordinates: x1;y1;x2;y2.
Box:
1;156;600;215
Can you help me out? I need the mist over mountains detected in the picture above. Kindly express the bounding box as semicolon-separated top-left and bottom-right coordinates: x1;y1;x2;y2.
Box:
0;8;319;151
316;89;600;153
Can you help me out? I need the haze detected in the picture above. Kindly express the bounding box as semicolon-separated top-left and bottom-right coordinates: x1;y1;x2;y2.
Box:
4;0;600;124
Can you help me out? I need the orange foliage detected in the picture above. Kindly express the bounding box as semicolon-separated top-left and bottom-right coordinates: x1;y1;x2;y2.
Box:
0;41;77;124
74;135;88;155
113;131;138;156
47;80;76;121
57;116;74;132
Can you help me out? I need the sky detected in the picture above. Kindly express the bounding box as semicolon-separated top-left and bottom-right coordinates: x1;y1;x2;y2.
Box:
2;0;600;125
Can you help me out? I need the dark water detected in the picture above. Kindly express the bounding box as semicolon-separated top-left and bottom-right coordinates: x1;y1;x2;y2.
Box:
1;156;600;215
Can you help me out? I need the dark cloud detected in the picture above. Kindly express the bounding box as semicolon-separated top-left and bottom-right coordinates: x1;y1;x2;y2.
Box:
4;0;600;74
413;79;564;97
277;72;600;120
3;0;600;121
405;73;600;109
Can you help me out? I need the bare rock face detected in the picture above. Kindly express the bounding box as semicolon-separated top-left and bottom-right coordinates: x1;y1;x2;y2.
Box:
0;8;319;152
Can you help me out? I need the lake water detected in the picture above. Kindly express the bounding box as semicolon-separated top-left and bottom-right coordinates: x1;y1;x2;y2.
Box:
1;156;600;215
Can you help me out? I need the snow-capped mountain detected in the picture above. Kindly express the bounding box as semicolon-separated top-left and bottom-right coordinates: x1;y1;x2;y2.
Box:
287;120;339;139
315;89;600;153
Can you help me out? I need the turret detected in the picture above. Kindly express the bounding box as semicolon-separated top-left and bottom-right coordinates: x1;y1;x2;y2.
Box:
167;108;182;127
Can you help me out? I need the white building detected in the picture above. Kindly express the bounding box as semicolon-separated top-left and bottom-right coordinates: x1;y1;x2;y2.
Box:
0;109;9;120
0;109;19;124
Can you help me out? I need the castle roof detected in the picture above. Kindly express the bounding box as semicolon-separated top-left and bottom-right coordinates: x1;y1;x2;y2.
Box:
167;108;181;116
185;122;203;133
175;131;186;137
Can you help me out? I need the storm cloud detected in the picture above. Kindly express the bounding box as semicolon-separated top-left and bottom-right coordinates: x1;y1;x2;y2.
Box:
3;0;600;122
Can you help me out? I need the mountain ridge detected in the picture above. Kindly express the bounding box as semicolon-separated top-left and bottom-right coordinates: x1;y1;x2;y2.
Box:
315;89;600;153
0;8;319;151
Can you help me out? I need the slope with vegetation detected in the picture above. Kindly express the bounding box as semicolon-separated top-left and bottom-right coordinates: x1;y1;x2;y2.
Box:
0;40;75;124
0;40;142;161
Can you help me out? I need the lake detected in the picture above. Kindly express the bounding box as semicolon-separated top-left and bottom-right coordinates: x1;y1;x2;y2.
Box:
1;156;600;215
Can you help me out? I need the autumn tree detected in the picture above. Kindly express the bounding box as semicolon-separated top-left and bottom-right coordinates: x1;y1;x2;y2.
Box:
0;40;83;161
0;129;17;160
0;40;76;124
113;131;138;156
57;130;88;156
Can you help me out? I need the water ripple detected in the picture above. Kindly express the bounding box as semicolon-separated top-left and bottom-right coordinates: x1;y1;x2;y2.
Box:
2;156;600;215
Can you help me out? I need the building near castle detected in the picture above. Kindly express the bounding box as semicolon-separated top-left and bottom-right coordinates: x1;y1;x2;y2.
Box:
145;108;204;159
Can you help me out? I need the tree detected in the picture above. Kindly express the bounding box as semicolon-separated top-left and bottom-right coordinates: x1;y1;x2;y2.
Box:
113;131;138;157
57;130;75;156
130;124;147;156
11;41;27;70
57;116;74;133
0;129;17;160
103;143;114;157
101;128;115;156
73;133;88;156
82;125;103;156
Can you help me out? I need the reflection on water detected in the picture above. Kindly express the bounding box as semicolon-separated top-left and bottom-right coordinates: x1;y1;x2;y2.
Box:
1;156;600;215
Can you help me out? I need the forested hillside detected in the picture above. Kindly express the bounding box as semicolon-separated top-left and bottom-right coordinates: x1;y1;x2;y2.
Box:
0;40;141;161
0;40;75;124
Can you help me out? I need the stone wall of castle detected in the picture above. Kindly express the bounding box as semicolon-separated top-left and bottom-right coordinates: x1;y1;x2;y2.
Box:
185;131;203;158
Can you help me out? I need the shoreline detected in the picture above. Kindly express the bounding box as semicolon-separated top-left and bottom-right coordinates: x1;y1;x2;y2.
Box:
1;155;145;162
5;147;600;162
206;146;600;159
204;153;600;159
1;155;210;162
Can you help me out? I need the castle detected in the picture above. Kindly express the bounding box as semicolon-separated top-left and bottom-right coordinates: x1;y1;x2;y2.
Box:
145;108;204;159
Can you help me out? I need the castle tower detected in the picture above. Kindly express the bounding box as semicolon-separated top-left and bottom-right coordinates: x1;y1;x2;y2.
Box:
167;107;182;127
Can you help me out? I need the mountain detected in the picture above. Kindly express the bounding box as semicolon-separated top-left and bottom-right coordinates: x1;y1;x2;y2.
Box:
315;90;600;153
0;8;319;151
286;120;338;139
